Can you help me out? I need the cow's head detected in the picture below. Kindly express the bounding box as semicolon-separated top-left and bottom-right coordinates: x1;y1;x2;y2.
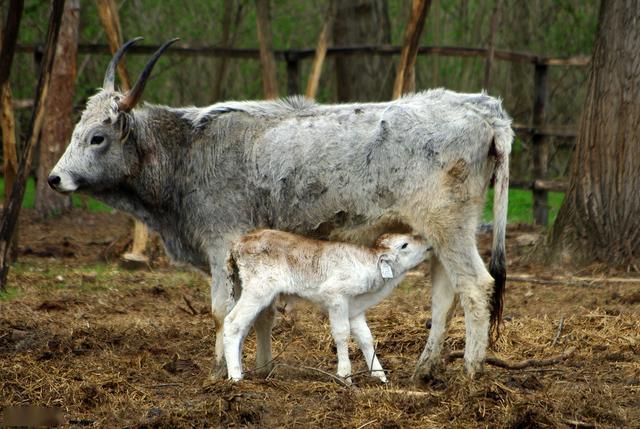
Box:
48;38;177;194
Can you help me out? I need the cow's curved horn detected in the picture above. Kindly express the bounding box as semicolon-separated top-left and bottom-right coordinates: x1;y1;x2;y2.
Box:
103;37;143;92
117;38;179;112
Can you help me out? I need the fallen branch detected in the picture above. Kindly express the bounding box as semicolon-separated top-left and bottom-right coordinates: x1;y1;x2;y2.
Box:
447;347;576;370
182;295;198;316
563;418;595;428
357;388;434;397
266;363;352;388
509;274;640;286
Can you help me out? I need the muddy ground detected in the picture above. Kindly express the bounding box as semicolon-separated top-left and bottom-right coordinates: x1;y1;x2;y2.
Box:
1;210;639;428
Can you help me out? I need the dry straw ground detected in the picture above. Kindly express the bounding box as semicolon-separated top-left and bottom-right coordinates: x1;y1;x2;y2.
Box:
1;211;639;428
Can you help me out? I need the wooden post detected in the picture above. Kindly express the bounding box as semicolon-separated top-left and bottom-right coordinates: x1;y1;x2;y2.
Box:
96;0;149;265
483;0;500;89
286;54;300;95
95;0;131;89
0;0;23;265
34;0;78;218
392;0;431;99
255;0;278;99
305;0;334;99
0;0;64;291
1;85;18;208
532;63;549;226
212;0;244;102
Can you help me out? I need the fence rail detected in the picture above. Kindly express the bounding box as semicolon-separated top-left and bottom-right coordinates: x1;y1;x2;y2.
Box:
14;42;590;225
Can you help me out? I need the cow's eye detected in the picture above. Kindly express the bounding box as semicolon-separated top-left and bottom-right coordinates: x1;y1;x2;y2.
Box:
90;135;105;145
401;243;408;249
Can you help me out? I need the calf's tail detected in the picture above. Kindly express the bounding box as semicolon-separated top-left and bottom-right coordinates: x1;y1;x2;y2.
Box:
488;122;513;343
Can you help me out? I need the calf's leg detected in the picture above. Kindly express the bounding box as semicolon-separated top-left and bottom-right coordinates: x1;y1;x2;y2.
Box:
223;288;273;381
327;300;353;383
350;313;387;382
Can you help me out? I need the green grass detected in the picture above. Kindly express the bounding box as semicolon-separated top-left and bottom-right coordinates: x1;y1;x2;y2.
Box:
0;286;20;301
0;178;110;212
484;188;565;225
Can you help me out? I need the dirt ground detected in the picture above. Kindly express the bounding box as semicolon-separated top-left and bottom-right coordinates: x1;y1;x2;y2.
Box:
1;210;639;428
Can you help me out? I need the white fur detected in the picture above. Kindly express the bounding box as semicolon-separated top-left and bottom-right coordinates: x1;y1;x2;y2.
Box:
223;230;431;383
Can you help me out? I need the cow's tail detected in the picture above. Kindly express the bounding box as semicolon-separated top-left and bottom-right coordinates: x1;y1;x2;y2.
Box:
488;121;512;343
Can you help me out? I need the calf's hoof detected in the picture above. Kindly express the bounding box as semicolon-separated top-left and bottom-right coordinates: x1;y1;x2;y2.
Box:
371;370;388;383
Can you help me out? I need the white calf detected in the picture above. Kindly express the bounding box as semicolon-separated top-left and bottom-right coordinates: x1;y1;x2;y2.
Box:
223;229;432;383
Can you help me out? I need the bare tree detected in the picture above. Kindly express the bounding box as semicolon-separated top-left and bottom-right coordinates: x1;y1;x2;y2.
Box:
0;0;23;263
333;0;393;101
212;0;244;102
305;0;335;99
255;0;278;99
34;0;79;218
0;0;65;290
542;0;640;268
392;0;431;99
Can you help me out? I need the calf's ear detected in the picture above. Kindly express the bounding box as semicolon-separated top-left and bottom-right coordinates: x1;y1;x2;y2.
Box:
378;253;396;264
378;253;396;279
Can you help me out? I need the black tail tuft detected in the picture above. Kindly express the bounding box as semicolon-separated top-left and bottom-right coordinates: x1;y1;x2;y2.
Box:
488;246;506;345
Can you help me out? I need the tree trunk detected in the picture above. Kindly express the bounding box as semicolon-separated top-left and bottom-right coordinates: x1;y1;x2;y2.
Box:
255;0;278;99
305;0;335;99
0;0;64;291
34;0;79;218
392;0;430;99
0;1;23;263
333;0;393;102
543;0;640;268
96;0;131;90
212;0;244;102
96;0;149;264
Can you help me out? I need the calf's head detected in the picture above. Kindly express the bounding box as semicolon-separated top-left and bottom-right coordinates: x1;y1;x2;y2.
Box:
375;233;432;272
48;38;178;194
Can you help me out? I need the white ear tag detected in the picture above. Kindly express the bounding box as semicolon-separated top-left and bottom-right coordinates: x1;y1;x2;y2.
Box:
380;261;394;279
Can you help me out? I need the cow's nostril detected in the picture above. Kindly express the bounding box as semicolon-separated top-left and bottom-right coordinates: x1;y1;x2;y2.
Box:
47;175;61;188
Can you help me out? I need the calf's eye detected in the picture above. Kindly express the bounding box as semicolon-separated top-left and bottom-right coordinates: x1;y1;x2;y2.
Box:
401;243;408;249
90;135;105;145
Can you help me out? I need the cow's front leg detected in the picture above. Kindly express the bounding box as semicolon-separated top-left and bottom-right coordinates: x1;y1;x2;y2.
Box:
210;263;235;381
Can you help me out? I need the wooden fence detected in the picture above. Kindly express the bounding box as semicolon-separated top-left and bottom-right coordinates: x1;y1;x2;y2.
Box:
15;42;590;225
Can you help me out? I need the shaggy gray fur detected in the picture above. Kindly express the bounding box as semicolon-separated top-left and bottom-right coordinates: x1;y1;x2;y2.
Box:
51;87;512;379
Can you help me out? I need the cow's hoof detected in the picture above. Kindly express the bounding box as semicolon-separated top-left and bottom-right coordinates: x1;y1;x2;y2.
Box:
412;359;442;383
464;360;485;379
254;361;275;378
210;362;228;381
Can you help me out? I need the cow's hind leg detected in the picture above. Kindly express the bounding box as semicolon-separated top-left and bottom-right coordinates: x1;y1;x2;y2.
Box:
210;267;236;381
254;303;276;376
413;255;457;381
439;241;494;378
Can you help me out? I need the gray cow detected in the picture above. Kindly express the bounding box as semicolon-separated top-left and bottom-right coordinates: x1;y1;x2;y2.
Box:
49;39;512;380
